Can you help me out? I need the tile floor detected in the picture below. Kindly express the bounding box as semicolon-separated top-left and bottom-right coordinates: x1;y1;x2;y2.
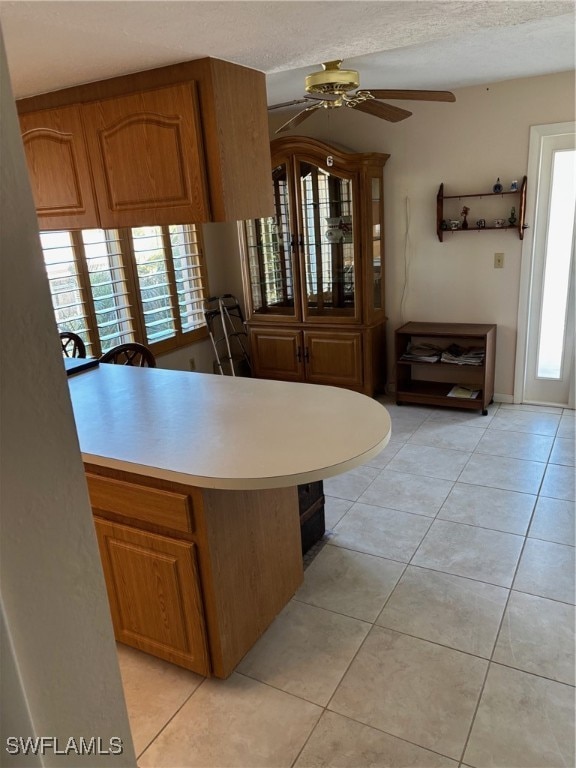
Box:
119;399;575;768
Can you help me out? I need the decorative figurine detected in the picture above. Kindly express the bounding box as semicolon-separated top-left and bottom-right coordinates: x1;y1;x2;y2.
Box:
476;219;486;228
510;180;518;192
508;207;517;226
493;178;503;194
461;205;470;229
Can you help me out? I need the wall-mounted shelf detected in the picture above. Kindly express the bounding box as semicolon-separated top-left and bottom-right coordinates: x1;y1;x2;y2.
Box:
436;175;527;242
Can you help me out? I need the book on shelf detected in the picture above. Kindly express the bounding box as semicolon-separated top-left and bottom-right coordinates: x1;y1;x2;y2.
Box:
400;342;442;363
447;385;480;399
440;344;485;365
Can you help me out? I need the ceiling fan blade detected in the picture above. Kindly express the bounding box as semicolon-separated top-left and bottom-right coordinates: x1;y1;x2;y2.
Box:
369;89;456;102
268;94;327;111
352;99;412;123
275;103;324;133
268;98;309;111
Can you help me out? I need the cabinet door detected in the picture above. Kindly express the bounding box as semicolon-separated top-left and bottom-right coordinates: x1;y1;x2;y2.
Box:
19;105;99;230
83;84;209;227
94;517;210;675
250;327;304;381
243;157;299;320
296;157;360;322
303;330;363;389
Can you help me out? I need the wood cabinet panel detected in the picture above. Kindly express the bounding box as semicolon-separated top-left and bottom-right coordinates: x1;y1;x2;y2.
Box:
86;473;196;533
95;517;210;675
19;105;99;229
83;84;209;227
304;330;363;388
250;328;304;381
18;58;274;228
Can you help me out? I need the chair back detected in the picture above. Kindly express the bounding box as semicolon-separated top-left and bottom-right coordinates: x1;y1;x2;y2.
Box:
99;342;156;368
60;331;87;358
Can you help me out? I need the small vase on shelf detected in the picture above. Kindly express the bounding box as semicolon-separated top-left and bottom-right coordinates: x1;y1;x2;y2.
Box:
461;205;470;229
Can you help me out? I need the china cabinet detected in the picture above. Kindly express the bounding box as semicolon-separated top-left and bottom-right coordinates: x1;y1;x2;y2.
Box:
241;136;389;396
436;176;527;242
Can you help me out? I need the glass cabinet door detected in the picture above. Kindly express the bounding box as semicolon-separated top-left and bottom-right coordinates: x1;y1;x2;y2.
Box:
371;175;385;313
297;160;357;320
244;161;297;318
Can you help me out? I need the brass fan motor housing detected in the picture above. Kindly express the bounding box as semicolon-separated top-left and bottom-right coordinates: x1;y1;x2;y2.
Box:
305;60;359;95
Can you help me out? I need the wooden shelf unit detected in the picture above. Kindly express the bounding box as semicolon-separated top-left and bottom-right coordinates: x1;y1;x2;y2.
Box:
436;176;527;242
395;322;497;415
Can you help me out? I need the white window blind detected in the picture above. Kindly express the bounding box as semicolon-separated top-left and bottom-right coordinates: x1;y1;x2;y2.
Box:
40;223;208;357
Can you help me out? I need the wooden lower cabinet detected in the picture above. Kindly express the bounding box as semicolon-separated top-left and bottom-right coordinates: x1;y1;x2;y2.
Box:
249;324;384;395
87;468;303;678
94;518;210;675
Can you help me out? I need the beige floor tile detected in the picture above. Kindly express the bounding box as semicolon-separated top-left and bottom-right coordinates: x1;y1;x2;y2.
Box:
558;413;575;439
387;444;472;481
364;441;403;469
488;409;561;436
323;465;380;502
513;538;575;604
493;591;575;685
329;627;487;760
408;421;485;451
426;404;498;427
138;672;321;768
464;664;575;768
331;501;432;562
358;469;454;517
376;566;508;657
117;644;203;757
474;429;553;462
294;711;458;768
296;545;404;622
236;600;370;706
324;496;353;530
387;415;431;442
411;519;524;587
458;453;545;494
549;436;576;466
540;463;576;501
499;403;564;415
528;496;575;546
437;483;535;535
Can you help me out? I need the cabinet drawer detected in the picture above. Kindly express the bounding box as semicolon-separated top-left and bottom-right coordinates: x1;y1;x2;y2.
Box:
86;473;195;533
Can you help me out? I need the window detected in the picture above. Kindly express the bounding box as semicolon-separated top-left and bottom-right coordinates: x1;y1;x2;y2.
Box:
40;224;208;358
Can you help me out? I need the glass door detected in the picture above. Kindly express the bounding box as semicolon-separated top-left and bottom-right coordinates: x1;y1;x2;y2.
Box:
297;159;358;321
244;161;298;319
520;125;575;406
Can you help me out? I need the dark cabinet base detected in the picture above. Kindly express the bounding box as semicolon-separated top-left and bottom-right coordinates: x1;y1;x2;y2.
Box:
298;481;325;554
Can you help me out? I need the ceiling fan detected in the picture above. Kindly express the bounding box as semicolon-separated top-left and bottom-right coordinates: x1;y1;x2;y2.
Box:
269;60;456;134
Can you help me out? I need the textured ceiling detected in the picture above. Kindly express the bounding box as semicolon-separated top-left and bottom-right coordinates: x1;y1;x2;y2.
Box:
0;0;574;102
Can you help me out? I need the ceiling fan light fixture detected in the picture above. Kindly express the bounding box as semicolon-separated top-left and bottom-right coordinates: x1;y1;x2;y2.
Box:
305;59;359;95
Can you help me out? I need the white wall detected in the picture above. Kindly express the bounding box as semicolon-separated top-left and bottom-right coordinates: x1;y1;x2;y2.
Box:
156;221;246;374
268;70;575;398
0;28;136;767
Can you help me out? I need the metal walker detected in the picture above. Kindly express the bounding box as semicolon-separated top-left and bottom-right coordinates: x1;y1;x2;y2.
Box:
204;294;251;376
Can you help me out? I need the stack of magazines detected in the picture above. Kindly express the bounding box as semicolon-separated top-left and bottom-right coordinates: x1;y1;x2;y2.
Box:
440;344;485;365
400;342;442;363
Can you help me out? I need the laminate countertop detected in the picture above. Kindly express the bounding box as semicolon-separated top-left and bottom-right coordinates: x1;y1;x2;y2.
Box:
68;365;391;490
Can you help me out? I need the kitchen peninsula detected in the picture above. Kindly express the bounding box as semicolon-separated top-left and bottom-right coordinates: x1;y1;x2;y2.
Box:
69;365;391;678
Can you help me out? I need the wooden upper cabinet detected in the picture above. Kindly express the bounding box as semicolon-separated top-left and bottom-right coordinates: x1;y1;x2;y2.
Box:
17;58;274;229
83;84;209;228
19;105;99;229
